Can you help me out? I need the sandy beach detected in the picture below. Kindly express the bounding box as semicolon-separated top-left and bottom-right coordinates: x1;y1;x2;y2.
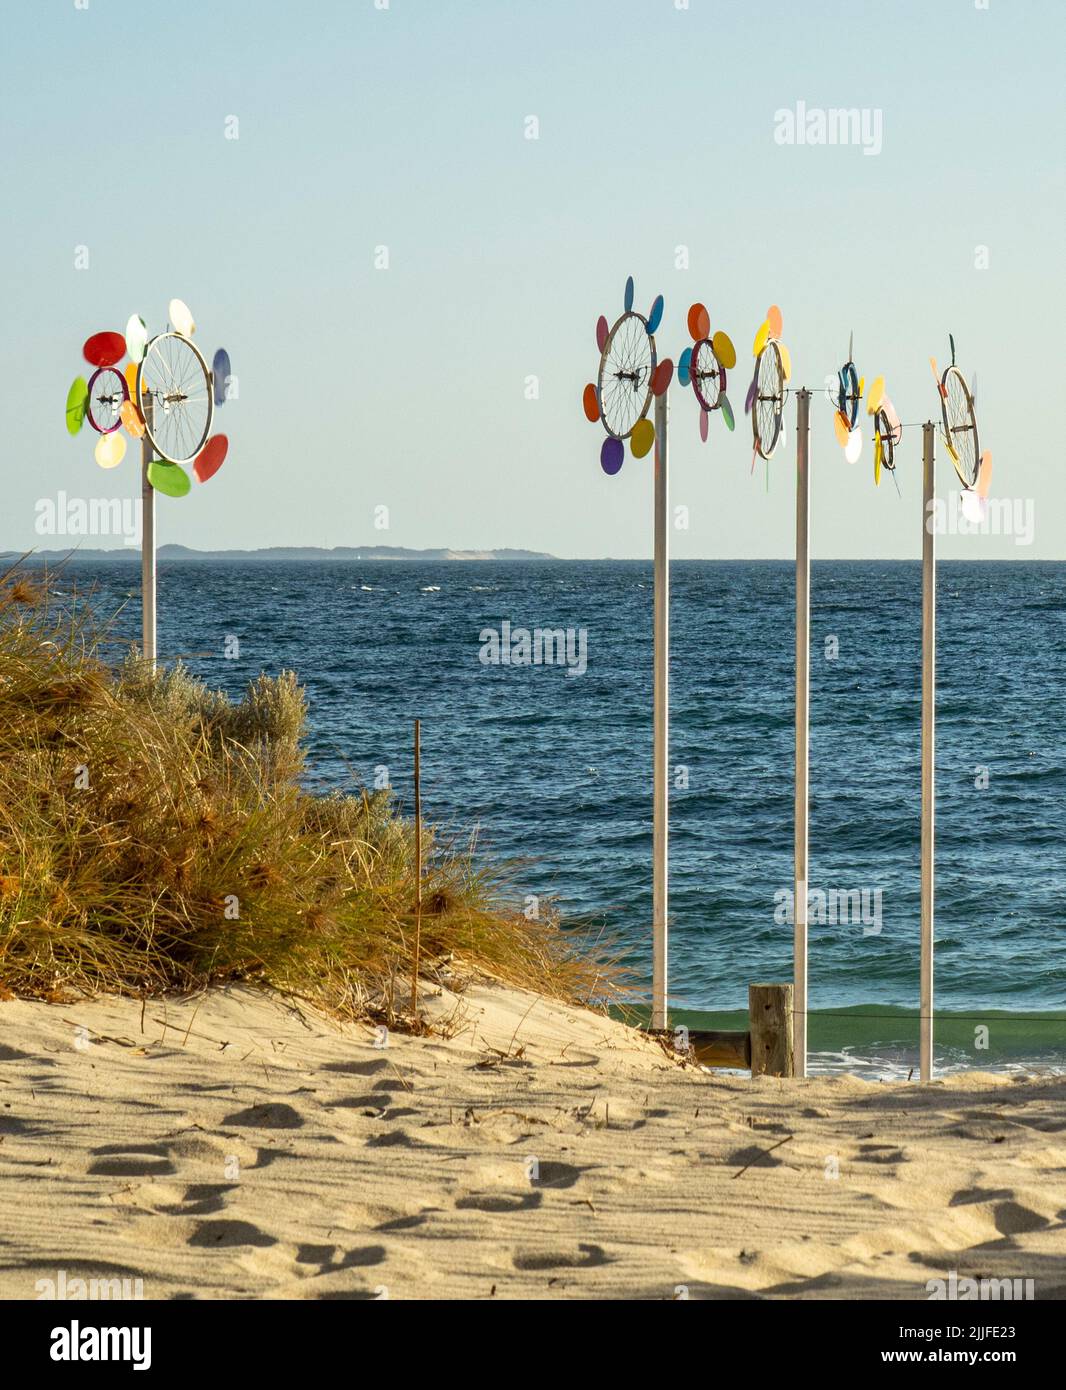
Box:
3;984;1064;1301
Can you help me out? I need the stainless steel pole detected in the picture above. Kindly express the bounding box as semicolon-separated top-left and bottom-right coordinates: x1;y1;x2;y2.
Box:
141;394;156;665
794;389;811;1077
651;388;669;1031
920;422;936;1081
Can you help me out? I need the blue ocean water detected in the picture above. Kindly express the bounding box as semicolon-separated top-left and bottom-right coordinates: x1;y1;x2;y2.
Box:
40;558;1066;1071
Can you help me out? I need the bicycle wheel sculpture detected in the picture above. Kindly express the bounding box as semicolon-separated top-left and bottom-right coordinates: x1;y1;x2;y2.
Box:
745;304;790;470
583;276;672;475
866;374;902;488
677;303;736;443
66;300;233;493
930;336;991;513
829;331;865;464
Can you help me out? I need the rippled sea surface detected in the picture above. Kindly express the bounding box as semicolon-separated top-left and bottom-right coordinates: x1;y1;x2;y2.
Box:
49;559;1066;1070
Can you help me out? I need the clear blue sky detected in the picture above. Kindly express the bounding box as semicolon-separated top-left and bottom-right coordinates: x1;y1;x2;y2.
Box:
3;0;1063;558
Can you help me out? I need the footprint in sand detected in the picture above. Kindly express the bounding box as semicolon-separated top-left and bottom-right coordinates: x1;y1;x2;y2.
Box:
456;1192;544;1214
530;1160;586;1189
187;1219;277;1249
321;1059;390;1077
295;1243;386;1269
855;1144;910;1165
513;1243;609;1271
88;1143;176;1177
221;1103;304;1129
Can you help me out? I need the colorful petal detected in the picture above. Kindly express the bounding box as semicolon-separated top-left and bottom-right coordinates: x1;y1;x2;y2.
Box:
212;349;231;406
651;358;673;397
600;436;624;475
125;314;148;364
120;400;145;439
646;295;664;334
148;460;191;497
582;382;600;423
976;450;993;498
65;377;88;436
711;331;736;369
94;432;126;469
82;331;126;368
688;303;710;342
193;434;228;484
631;417;655;458
169;299;195;336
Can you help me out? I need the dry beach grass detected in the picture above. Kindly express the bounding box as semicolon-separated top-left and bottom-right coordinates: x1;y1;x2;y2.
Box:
0;568;619;1019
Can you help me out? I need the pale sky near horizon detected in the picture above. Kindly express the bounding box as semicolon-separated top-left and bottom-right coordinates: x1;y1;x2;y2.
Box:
3;0;1064;559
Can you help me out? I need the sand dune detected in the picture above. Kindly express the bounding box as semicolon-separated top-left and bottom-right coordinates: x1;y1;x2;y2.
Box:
2;984;1063;1300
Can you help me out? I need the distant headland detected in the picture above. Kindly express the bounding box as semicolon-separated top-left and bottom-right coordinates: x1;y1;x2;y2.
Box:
6;544;557;565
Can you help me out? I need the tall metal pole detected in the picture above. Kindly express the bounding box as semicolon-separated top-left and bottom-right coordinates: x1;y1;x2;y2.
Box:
651;388;669;1031
920;422;936;1081
141;394;156;665
793;389;811;1077
411;718;423;1016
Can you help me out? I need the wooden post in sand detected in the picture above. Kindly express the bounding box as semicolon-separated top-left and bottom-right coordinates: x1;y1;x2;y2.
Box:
410;719;423;1016
749;983;794;1077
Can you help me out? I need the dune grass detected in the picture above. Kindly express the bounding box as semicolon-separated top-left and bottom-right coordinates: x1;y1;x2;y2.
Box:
0;568;623;1024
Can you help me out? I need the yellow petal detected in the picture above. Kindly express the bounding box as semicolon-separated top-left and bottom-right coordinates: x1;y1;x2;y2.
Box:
94;432;127;469
631;417;655;458
712;331;736;369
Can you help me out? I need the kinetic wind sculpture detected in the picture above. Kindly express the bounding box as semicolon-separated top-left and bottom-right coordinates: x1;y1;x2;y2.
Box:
676;303;737;442
918;335;993;1081
931;336;992;520
584;276;673;472
583;276;673;1030
746;305;791;471
866;374;903;489
66;300;232;660
829;332;865;466
578;282;992;1083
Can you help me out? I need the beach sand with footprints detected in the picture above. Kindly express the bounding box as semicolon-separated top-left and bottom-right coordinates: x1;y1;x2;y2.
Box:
2;984;1064;1301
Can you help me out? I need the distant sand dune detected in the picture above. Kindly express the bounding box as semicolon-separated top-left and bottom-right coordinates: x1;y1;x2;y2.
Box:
2;985;1064;1300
